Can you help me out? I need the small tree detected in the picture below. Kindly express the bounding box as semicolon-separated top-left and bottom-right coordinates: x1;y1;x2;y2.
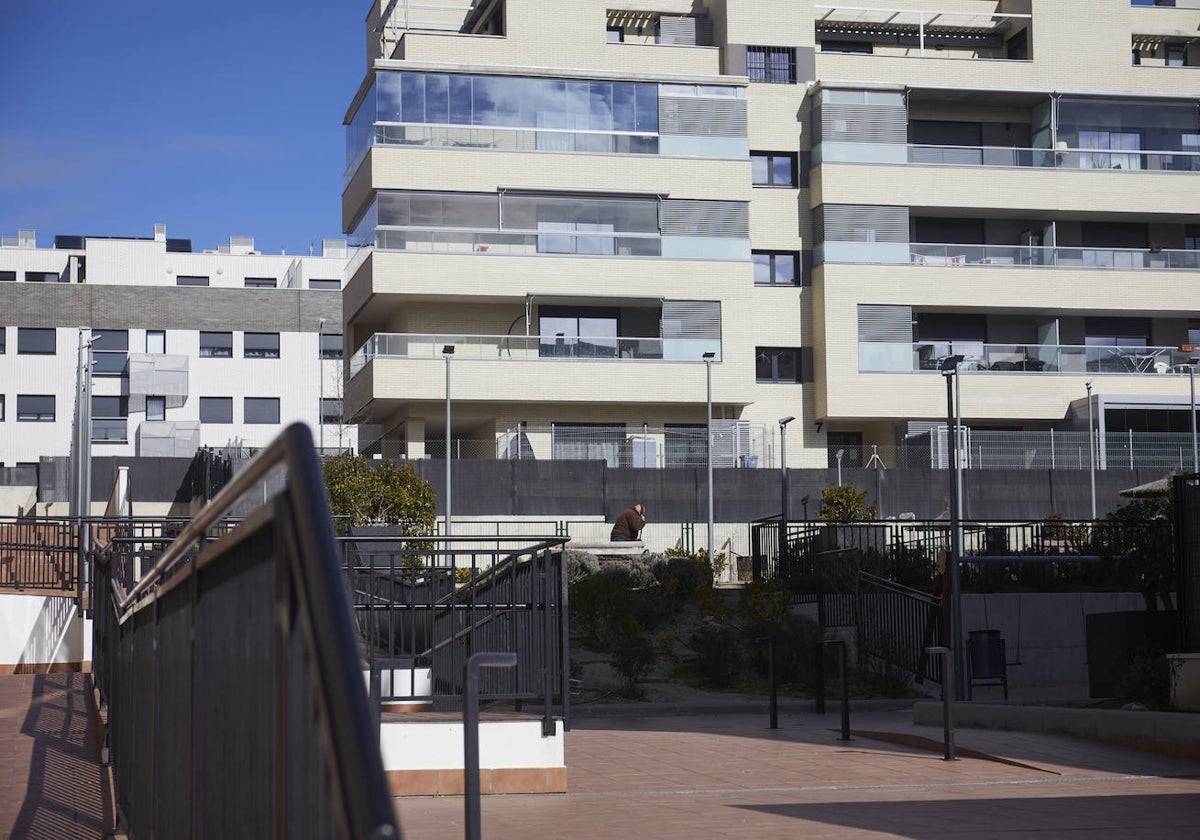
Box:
321;454;436;532
1104;496;1175;612
819;483;877;523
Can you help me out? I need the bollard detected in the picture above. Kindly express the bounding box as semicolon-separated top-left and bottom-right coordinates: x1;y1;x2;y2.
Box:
926;646;956;761
464;652;518;840
768;635;778;729
822;639;850;741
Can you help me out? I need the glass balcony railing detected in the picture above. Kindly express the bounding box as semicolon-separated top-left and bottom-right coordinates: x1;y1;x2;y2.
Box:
814;142;1200;172
374;124;660;155
860;342;1200;374
374;228;662;257
909;144;1200;171
350;333;721;377
822;241;1200;270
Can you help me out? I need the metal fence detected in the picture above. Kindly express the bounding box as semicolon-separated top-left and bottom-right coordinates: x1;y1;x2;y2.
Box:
91;424;398;839
339;532;570;734
0;517;78;592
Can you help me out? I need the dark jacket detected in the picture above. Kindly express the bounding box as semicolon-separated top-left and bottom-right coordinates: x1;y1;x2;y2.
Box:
610;507;646;540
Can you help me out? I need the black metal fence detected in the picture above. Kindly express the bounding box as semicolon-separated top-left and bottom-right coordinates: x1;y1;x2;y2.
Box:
1177;474;1200;652
340;531;570;735
91;424;399;839
857;572;943;685
0;517;78;592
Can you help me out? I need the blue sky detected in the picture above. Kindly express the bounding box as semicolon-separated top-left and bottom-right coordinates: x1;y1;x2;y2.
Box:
0;1;365;255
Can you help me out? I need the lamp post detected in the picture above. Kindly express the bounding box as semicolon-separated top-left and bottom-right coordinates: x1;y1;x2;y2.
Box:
1086;379;1096;520
778;415;795;590
835;448;844;487
703;351;716;566
318;318;326;453
443;345;455;537
1190;360;1198;473
940;354;965;701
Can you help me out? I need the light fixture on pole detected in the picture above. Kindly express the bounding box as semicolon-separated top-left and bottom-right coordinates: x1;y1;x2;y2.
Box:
778;416;796;581
703;351;716;566
939;354;966;700
835;448;844;487
1085;378;1096;520
443;345;455;537
318;318;326;453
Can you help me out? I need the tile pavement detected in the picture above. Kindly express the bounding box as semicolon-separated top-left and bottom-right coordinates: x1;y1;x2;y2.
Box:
395;708;1200;839
0;673;110;840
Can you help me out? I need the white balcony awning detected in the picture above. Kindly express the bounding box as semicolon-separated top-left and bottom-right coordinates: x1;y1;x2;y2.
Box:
137;421;200;458
128;354;189;409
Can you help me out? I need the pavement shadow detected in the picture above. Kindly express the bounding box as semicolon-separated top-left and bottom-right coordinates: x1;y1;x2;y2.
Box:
12;673;112;840
735;792;1200;837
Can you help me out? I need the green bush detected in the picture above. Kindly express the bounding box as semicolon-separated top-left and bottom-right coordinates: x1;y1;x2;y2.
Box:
689;622;745;689
739;578;792;626
1117;645;1175;710
819;483;877;523
608;616;657;698
322;454;436;532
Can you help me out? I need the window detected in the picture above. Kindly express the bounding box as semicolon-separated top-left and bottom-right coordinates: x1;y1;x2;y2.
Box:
244;332;280;359
199;397;233;424
0;328;5;354
606;25;624;43
244;277;277;288
1186;225;1200;251
309;279;341;290
146;330;166;354
25;271;60;283
756;347;811;383
176;275;209;286
320;333;343;359
820;40;873;55
665;424;707;468
752;251;799;286
1085;316;1151;373
827;432;864;468
245;397;280;425
746;46;796;83
199;331;233;358
550;423;625;467
321;398;342;424
751;152;797;187
538;307;619;357
92;396;128;442
146;396;166;422
1166;43;1186;67
17;328;55;355
0;395;4;421
17;395;55;422
0;271;15;281
92;329;129;376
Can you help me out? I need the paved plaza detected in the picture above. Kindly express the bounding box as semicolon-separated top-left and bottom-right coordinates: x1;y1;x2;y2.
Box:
1;673;1198;839
397;708;1200;839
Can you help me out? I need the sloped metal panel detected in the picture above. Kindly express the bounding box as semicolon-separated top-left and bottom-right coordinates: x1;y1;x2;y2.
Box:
820;102;907;144
661;299;721;339
821;205;909;242
661;200;749;237
857;304;913;342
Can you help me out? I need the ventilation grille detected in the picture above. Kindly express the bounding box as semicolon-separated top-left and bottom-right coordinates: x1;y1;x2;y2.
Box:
858;304;913;342
661;299;721;339
820;205;909;242
661;200;749;238
659;97;747;137
820;103;907;144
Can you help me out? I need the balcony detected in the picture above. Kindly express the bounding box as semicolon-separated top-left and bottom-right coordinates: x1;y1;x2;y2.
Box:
859;341;1200;375
128;354;189;409
814;3;1033;61
815;142;1200;171
350;333;721;377
821;242;1200;270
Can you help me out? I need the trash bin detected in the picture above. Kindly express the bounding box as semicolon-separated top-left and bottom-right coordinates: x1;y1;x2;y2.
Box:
967;629;1008;699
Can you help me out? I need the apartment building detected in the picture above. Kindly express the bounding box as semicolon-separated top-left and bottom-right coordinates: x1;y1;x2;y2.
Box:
0;227;354;468
341;0;1200;471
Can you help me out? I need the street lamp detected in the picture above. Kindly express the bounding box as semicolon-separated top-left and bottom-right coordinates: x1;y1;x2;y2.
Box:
835;448;844;487
939;354;965;700
318;318;326;453
443;345;455;537
1085;379;1096;520
778;416;795;577
703;351;716;567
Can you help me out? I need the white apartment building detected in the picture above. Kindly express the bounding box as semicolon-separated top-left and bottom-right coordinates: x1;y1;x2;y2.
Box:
0;226;354;468
340;0;1200;470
